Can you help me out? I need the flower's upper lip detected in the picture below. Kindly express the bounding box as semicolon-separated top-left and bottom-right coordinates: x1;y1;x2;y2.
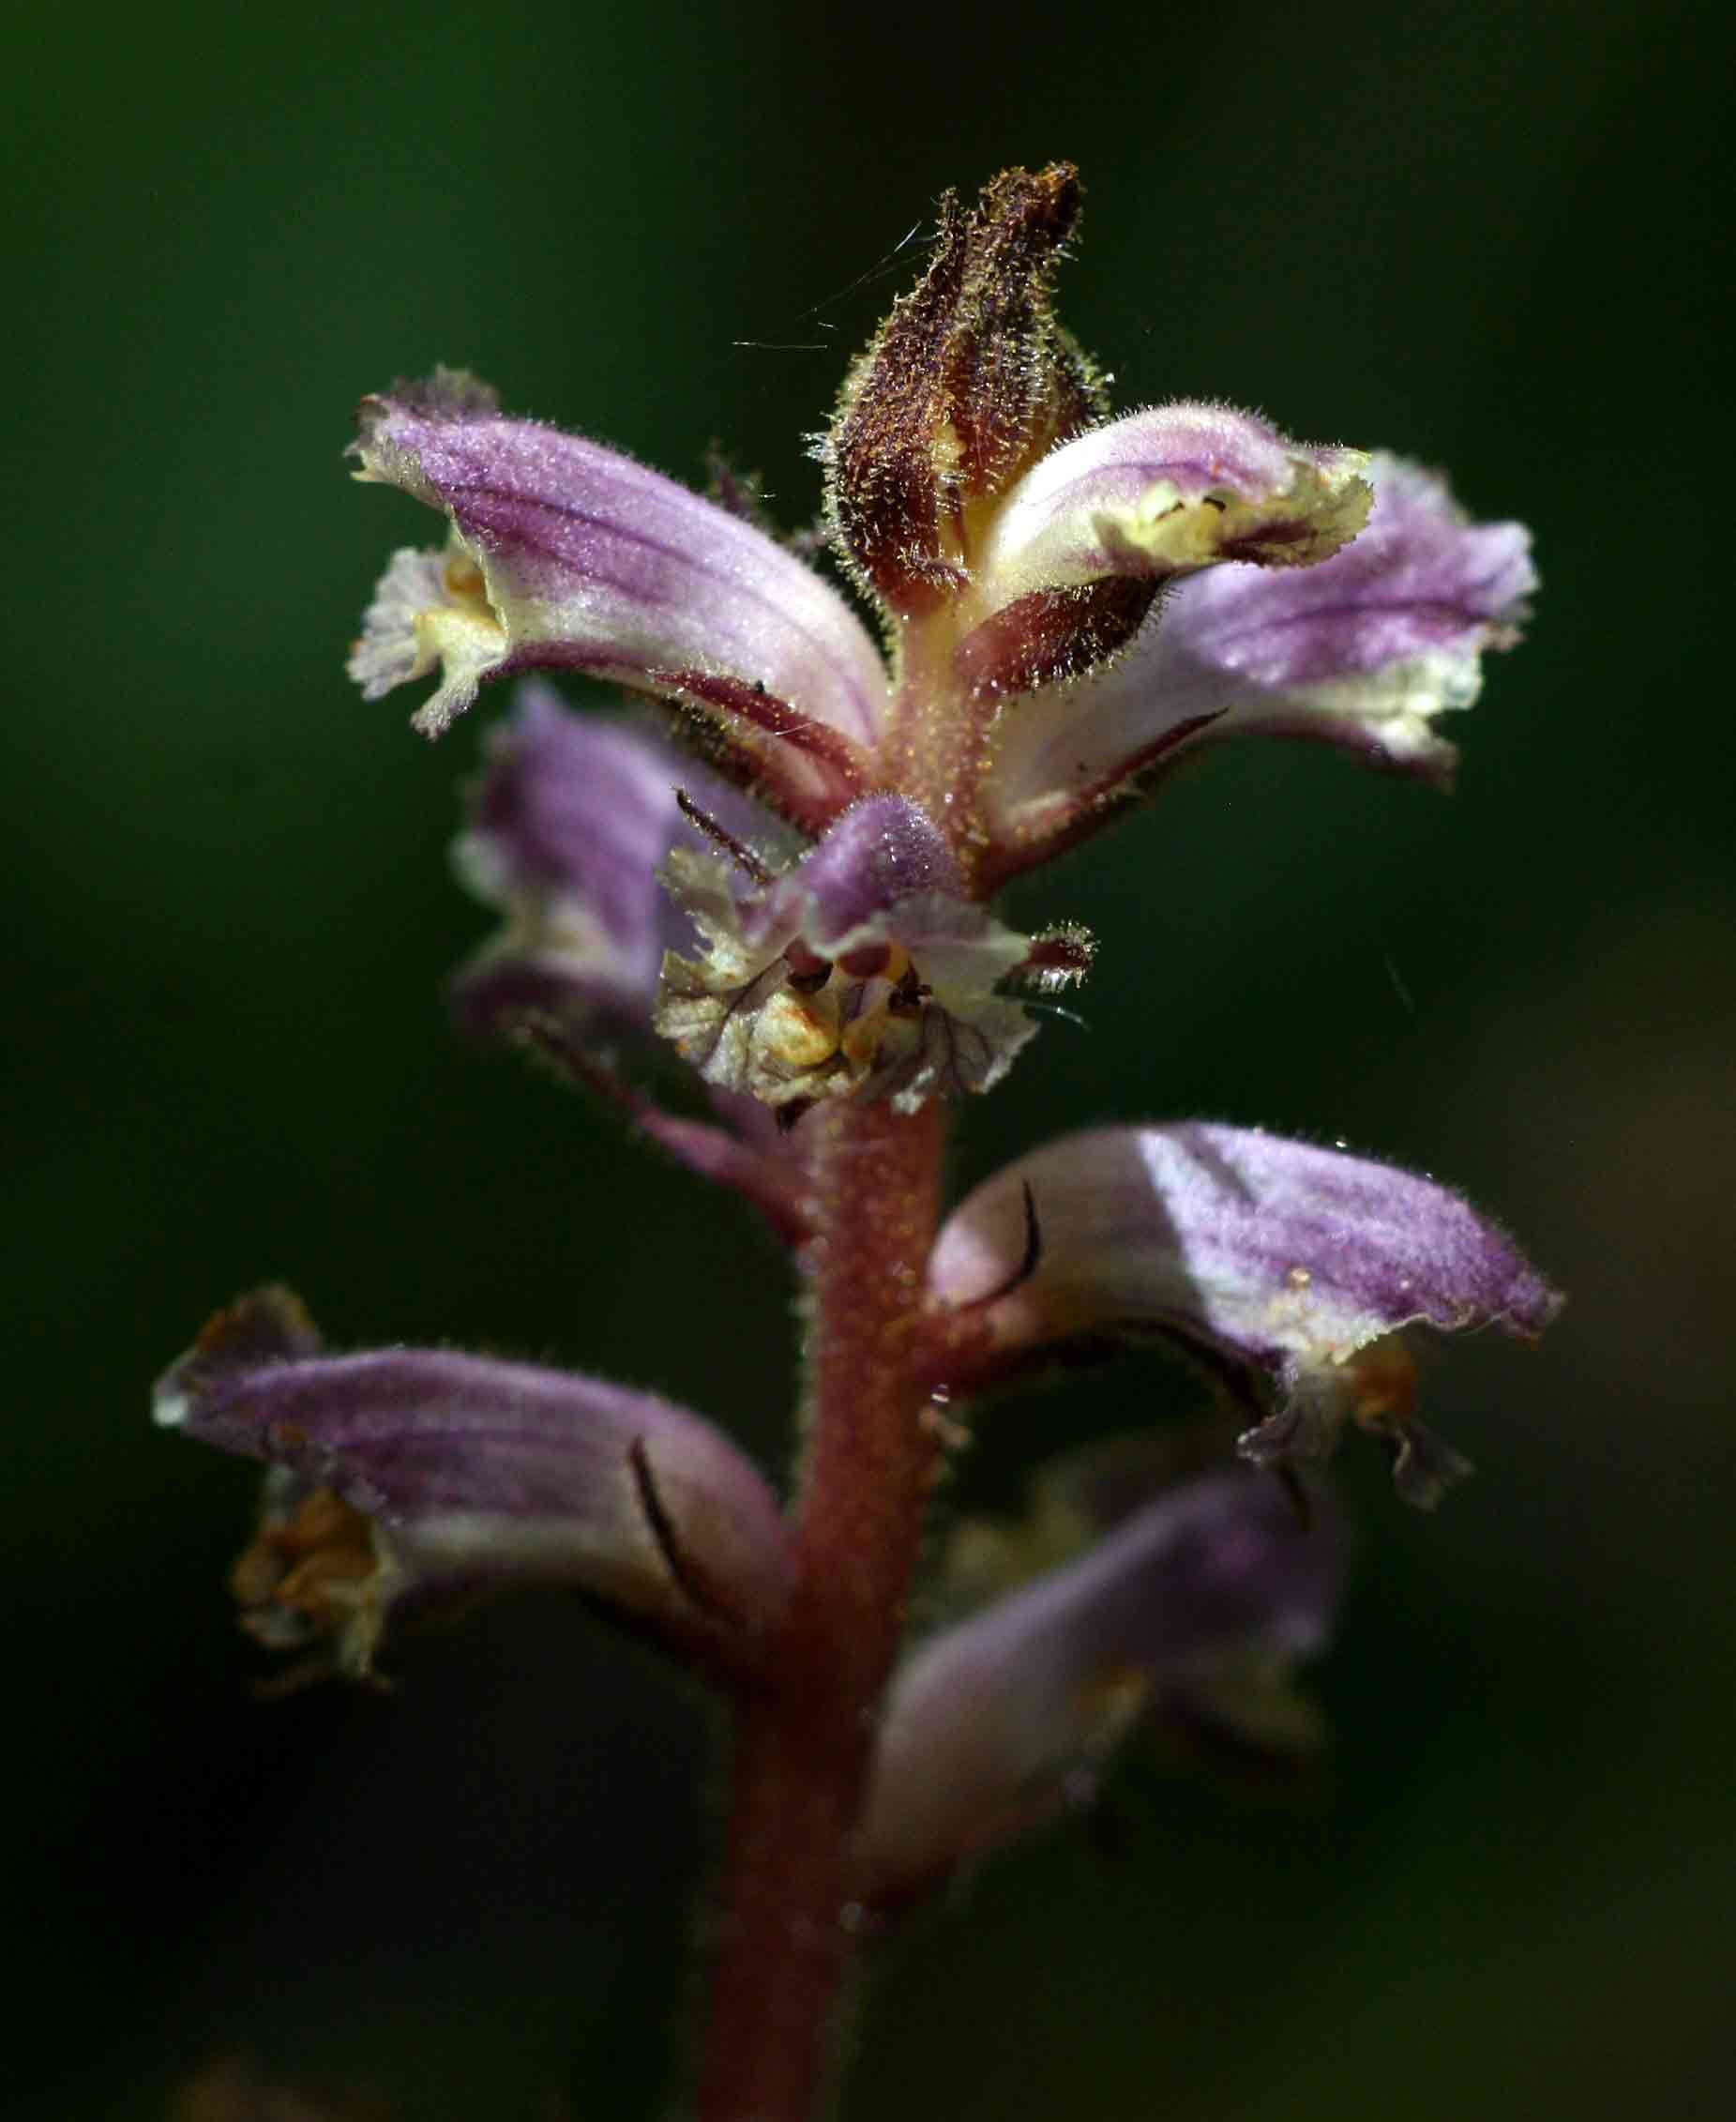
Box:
923;1118;1560;1504
975;453;1536;875
439;471;888;747
352;372;890;763
155;1287;797;1656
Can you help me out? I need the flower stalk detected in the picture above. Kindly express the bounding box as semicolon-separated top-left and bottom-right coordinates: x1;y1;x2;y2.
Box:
696;1096;949;2122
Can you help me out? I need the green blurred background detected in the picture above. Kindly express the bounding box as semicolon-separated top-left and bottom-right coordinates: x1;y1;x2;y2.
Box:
10;0;1732;2114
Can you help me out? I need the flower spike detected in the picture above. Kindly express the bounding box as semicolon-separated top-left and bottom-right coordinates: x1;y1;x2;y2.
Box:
928;1124;1562;1503
157;162;1558;2108
655;796;1042;1113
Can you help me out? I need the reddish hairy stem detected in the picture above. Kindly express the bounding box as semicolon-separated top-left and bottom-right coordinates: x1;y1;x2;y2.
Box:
693;1097;948;2122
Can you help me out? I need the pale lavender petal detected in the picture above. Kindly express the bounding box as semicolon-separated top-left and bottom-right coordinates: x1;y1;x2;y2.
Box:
348;371;888;792
854;1471;1338;1902
654;797;1037;1112
928;1123;1561;1501
154;1288;793;1673
449;680;781;1042
973;402;1370;604
765;795;961;946
985;455;1535;837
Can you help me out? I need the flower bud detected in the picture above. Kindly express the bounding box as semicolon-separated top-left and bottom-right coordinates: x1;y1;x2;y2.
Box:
822;163;1109;613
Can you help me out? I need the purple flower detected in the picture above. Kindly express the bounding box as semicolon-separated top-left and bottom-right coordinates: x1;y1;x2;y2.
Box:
927;1123;1562;1505
445;680;816;1232
855;1466;1341;1902
348;371;885;839
981;454;1535;865
155;1287;793;1678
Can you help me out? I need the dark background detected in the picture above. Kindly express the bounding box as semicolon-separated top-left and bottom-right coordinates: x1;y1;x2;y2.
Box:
10;1;1732;2114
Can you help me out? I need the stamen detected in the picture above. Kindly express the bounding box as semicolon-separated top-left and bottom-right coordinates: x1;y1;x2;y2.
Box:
442;553;488;599
675;789;776;885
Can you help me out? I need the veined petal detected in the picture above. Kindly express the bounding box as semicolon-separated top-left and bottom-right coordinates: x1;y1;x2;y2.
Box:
771;791;964;944
974;402;1370;607
154;1288;793;1675
854;1471;1338;1902
348;371;888;811
984;454;1535;852
928;1124;1562;1504
654;796;1039;1113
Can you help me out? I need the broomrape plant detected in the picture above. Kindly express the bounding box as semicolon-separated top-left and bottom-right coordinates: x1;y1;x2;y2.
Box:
157;165;1558;2120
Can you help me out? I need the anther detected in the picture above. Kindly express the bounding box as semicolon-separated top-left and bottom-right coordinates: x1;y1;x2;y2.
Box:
784;941;834;993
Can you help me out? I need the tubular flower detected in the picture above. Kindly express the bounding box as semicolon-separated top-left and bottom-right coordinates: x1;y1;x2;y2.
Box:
854;1466;1341;1903
927;1124;1562;1506
448;679;779;1045
154;1288;793;1679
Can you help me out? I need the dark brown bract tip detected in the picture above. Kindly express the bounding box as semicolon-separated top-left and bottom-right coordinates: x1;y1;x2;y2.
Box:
823;163;1109;614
